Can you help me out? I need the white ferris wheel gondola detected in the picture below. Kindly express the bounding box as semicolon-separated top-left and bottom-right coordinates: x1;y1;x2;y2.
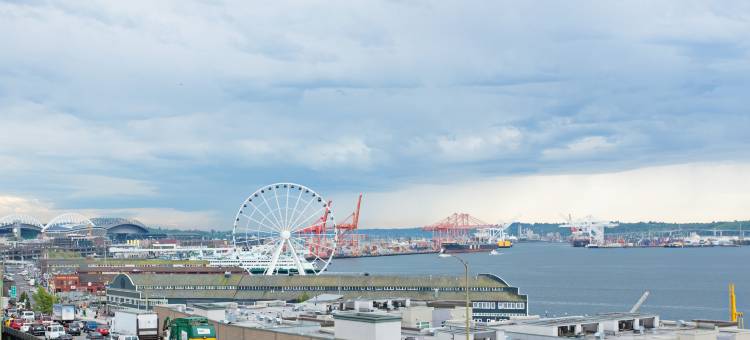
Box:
231;183;337;275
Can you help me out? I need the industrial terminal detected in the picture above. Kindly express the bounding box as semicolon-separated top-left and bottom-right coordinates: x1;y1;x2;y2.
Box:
1;182;747;340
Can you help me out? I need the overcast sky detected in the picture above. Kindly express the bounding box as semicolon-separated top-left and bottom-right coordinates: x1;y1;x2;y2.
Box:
1;1;749;229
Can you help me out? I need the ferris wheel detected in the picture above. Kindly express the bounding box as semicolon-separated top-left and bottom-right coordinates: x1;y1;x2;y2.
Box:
232;183;337;275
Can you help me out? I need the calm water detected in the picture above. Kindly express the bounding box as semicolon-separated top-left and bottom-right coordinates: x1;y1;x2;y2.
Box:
327;242;750;321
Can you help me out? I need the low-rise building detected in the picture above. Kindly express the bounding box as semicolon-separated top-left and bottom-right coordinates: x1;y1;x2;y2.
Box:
154;304;334;339
334;312;402;340
499;312;659;338
107;272;528;321
401;305;435;329
50;274;80;293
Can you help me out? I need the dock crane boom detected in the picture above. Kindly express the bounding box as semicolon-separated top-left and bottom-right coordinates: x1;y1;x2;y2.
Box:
630;290;650;313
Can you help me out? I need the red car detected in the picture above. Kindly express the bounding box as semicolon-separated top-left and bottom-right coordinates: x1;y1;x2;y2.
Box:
97;327;110;336
9;319;23;330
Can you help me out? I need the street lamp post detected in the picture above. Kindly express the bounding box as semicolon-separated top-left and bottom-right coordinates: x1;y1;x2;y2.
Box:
439;252;471;340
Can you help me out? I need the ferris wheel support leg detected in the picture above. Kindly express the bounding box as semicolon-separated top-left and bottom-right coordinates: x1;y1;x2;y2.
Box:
265;240;285;275
287;239;307;275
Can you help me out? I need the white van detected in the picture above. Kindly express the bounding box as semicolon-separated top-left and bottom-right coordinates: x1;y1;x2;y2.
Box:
44;324;65;339
21;310;35;322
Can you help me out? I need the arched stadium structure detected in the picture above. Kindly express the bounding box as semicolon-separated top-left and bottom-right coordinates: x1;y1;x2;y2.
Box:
90;217;149;240
0;214;44;239
43;213;104;236
0;213;150;240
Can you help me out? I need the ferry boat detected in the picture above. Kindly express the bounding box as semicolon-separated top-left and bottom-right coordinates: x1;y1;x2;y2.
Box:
199;250;318;275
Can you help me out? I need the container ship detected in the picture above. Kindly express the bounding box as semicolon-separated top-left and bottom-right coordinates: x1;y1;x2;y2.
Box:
571;237;591;247
441;239;512;254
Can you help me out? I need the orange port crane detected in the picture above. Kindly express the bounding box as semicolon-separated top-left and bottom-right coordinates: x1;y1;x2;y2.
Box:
337;194;362;232
299;200;333;259
336;194;366;253
300;195;365;258
423;213;493;249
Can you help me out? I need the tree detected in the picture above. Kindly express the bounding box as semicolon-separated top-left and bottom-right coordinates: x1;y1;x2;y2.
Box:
19;291;31;310
296;292;311;303
32;287;57;314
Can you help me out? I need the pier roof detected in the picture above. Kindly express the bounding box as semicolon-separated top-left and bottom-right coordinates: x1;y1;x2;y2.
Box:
123;272;512;288
109;272;527;302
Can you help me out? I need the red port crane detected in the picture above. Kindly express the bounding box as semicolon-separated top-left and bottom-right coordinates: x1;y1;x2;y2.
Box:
336;194;366;255
299;200;333;259
423;213;493;249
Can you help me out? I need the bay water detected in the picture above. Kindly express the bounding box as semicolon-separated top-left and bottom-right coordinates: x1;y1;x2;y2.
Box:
328;242;749;320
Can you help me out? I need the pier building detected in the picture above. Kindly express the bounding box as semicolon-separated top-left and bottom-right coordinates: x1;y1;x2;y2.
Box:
107;272;528;321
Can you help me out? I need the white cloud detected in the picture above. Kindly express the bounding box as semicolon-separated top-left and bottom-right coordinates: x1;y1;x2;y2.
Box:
543;136;617;160
67;175;158;198
0;195;53;220
347;162;750;228
436;127;522;162
236;137;374;170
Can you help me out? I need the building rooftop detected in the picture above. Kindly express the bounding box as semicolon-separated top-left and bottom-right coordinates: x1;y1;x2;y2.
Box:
333;312;402;323
192;303;229;311
518;312;658;326
124;272;512;288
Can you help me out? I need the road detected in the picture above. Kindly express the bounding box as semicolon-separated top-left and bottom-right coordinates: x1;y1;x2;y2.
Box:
3;262;40;298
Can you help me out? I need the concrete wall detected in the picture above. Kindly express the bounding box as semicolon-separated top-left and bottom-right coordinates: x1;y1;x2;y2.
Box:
153;306;330;340
433;307;470;327
725;330;750;340
334;318;400;340
677;329;719;340
192;308;226;321
504;331;563;340
401;306;434;328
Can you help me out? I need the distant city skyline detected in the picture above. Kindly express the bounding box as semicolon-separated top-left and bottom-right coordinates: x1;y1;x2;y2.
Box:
1;1;749;229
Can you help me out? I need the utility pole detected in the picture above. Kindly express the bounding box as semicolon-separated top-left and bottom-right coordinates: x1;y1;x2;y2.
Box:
440;252;471;340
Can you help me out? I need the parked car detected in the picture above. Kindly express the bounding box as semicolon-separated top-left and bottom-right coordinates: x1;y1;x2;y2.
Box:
20;321;31;332
9;319;23;330
84;320;99;333
44;323;66;339
86;332;105;340
41;315;53;325
97;327;110;336
29;324;46;336
66;322;82;335
58;334;74;340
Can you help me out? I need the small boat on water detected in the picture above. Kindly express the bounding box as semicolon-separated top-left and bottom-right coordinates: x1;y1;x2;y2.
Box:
489;249;503;256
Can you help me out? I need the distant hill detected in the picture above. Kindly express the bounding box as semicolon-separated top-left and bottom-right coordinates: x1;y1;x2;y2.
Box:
145;220;750;239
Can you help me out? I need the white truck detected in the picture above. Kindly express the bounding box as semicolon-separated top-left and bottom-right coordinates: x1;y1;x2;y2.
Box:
111;309;159;340
52;304;75;323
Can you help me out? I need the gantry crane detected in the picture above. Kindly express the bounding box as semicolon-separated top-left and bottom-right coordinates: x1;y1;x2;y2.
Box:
559;214;619;246
336;194;365;254
423;213;494;249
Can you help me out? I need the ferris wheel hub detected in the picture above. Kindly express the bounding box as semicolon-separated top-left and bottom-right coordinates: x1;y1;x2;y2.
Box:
280;230;291;239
